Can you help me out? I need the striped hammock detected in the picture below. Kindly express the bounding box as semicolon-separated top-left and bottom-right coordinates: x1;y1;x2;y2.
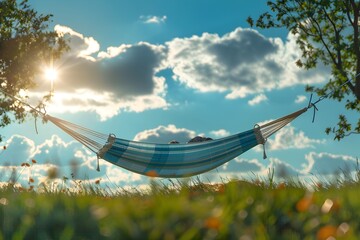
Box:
44;108;308;178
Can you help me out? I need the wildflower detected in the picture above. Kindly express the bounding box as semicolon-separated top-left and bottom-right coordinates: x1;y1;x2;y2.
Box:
296;193;313;212
277;182;286;190
146;170;158;178
331;200;341;212
316;225;337;240
31;159;37;164
204;217;221;230
95;179;101;184
21;163;31;167
3;146;6;150
0;198;8;205
215;184;225;193
29;177;35;183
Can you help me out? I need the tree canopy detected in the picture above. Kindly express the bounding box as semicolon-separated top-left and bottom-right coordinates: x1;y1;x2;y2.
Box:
248;0;360;140
0;0;67;141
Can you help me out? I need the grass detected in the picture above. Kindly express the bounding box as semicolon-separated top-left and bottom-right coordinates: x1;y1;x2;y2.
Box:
0;162;360;239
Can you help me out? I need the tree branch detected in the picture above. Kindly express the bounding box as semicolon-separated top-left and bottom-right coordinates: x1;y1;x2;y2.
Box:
309;15;338;65
349;0;360;99
343;0;355;25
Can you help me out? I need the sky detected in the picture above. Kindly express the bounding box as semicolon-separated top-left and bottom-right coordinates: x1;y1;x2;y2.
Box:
1;0;359;189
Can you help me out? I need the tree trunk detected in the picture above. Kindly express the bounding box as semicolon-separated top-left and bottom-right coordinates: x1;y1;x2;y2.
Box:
356;78;360;100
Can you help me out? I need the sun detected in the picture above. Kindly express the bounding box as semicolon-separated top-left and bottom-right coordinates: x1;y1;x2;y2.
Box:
44;67;58;81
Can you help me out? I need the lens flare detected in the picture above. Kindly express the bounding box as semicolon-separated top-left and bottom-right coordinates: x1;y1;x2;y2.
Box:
44;68;58;81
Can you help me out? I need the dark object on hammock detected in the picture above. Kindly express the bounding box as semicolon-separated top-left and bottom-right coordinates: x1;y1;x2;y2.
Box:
187;136;213;143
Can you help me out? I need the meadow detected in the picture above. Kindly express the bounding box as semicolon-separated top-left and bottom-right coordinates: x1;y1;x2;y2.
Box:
0;164;359;239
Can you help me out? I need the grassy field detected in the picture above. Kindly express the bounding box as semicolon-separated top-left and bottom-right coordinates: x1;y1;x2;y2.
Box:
0;169;360;240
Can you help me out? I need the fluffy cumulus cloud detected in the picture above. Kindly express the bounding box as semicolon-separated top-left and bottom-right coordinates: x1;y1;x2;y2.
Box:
303;152;358;175
31;25;169;121
266;125;326;150
0;135;36;166
133;124;196;144
209;129;230;138
248;93;268;106
166;27;328;99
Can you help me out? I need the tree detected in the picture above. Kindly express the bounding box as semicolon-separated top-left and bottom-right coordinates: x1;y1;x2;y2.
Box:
0;0;67;141
248;0;360;140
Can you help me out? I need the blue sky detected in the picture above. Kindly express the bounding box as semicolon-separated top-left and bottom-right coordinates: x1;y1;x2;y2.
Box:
1;0;359;188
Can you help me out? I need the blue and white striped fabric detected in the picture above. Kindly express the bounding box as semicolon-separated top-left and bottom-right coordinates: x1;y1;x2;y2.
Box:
101;128;262;178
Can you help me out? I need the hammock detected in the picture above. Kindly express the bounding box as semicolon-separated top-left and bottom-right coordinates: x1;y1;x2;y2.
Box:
2;73;355;178
43;107;308;178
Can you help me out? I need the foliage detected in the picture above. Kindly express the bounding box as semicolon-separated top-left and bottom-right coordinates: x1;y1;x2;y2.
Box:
247;0;360;140
0;0;68;141
0;181;359;239
0;162;360;239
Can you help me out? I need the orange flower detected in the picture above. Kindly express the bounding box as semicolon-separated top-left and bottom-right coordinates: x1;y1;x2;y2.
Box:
316;225;337;240
215;184;225;194
31;159;37;164
3;146;6;150
29;178;34;183
330;200;341;212
146;170;158;178
296;193;313;212
277;182;286;190
204;217;221;230
95;179;101;184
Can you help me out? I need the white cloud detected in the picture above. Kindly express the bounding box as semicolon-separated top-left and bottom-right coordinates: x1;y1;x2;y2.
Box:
55;25;100;61
166;27;328;99
0;135;36;166
140;15;167;24
295;95;307;104
33;135;90;167
210;129;230;138
221;158;266;173
303;152;357;174
267;124;326;150
248;93;268;106
134;124;196;144
272;125;325;150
